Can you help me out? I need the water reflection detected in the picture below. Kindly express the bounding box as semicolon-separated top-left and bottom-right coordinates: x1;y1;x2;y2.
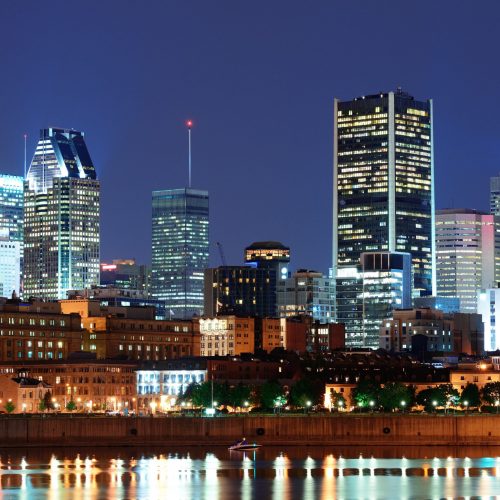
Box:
0;446;499;499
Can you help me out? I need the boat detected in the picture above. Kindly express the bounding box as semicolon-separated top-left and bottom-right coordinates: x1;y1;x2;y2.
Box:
228;439;262;451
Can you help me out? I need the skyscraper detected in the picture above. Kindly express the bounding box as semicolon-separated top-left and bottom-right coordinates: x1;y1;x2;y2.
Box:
151;188;209;319
490;174;500;215
0;174;24;296
333;89;435;346
436;209;500;313
0;174;24;242
24;128;100;300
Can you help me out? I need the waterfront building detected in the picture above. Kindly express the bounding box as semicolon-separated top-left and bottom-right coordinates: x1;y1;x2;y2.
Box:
24;128;100;300
204;265;276;317
100;259;151;294
490;173;500;215
136;356;288;411
0;240;21;296
277;269;335;323
333;89;435;345
0;355;137;412
0;374;51;413
436;209;500;313
151;188;209;319
477;288;500;350
380;308;484;355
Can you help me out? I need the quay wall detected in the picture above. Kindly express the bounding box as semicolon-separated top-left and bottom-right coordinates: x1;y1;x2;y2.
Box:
0;415;499;447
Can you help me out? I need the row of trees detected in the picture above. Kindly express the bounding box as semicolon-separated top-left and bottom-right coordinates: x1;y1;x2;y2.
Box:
179;379;325;410
349;380;500;412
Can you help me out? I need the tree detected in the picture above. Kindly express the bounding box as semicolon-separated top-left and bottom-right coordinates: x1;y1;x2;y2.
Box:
259;381;286;409
351;380;381;409
482;382;500;405
289;379;323;409
227;384;252;409
43;391;54;411
328;390;346;410
460;383;480;408
4;401;15;414
416;384;459;412
379;383;412;412
66;400;76;412
181;381;229;409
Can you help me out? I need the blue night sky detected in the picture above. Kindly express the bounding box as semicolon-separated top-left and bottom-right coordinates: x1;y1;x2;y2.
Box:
1;1;499;274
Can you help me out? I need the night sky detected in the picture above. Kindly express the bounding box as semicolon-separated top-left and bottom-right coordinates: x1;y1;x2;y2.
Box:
1;1;500;274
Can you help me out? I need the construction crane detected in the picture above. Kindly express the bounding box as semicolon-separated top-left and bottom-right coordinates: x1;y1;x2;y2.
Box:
216;241;227;266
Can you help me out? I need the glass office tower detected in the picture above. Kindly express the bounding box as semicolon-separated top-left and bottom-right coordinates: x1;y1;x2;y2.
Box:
151;188;209;319
436;208;500;313
24;128;100;300
0;175;24;242
333;89;435;346
0;174;24;296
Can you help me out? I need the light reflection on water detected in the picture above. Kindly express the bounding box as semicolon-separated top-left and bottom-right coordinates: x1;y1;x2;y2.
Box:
0;446;499;499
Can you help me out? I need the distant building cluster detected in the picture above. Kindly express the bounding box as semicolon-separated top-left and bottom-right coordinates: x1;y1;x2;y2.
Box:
1;88;500;414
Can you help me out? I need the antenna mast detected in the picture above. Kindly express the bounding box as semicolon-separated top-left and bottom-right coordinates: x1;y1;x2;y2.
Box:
23;134;27;178
186;120;193;188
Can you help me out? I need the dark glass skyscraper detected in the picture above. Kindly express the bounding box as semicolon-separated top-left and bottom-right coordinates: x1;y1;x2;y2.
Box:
24;128;100;300
151;188;209;319
333;90;435;346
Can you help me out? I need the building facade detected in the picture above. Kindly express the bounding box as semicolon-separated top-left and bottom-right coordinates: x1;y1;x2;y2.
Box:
0;240;21;297
360;251;412;348
277;269;335;323
0;357;137;412
477;288;500;351
198;316;254;357
436;209;500;313
24;128;100;300
151;188;209;319
100;259;151;294
0;174;24;297
333;90;435;345
204;266;276;317
380;308;484;356
490;173;500;216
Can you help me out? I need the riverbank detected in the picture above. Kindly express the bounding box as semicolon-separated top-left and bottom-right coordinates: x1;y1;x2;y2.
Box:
1;414;500;447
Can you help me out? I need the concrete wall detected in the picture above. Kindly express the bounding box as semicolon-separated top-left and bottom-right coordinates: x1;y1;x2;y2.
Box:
1;415;500;447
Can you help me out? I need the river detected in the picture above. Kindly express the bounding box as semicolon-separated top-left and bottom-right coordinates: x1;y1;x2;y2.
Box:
0;446;499;499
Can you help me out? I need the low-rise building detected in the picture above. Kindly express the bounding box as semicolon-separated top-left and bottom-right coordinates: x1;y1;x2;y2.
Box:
0;374;51;413
0;354;138;411
198;316;254;356
380;308;484;356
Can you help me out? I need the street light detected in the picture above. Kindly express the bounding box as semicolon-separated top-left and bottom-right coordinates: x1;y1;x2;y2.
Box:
338;400;344;412
495;400;499;414
305;400;312;414
400;400;406;413
369;400;375;413
463;400;469;414
432;400;437;413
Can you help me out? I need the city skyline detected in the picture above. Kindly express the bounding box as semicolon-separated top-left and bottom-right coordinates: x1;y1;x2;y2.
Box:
1;2;500;275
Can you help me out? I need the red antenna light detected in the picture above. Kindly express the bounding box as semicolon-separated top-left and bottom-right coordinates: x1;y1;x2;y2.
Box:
186;120;193;128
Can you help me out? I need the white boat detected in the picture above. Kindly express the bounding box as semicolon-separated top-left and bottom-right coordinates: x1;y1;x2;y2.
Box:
228;440;262;451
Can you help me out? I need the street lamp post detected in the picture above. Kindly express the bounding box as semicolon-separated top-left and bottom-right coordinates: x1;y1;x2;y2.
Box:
369;400;375;413
495;400;500;414
400;400;406;413
306;401;312;414
463;400;469;414
338;400;344;413
432;400;437;413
